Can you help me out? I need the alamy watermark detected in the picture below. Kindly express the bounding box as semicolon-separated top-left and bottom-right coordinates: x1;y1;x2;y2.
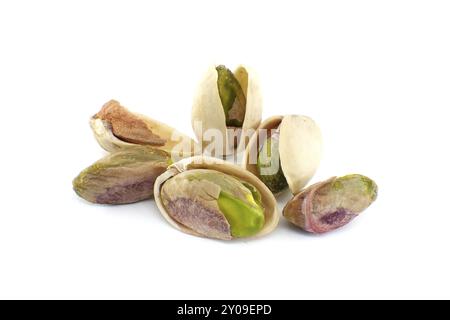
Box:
169;121;280;176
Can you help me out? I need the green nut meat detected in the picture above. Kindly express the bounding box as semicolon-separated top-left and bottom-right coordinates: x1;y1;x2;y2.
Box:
283;174;378;233
216;65;247;127
160;169;265;240
256;130;288;193
73;147;171;204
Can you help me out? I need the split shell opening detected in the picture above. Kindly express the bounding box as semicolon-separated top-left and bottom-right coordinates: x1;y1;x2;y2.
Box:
192;65;262;156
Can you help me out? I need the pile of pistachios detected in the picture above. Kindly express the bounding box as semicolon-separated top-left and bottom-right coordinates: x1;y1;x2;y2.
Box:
73;65;378;240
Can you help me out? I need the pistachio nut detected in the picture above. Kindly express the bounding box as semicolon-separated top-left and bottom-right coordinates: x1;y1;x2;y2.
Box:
283;174;378;233
243;115;323;195
192;65;262;156
154;156;279;240
91;100;198;159
73;147;171;204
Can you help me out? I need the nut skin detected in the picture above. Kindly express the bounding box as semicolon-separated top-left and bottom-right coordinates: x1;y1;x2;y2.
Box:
160;169;265;240
283;174;378;233
91;100;198;158
73;147;171;204
94;100;166;146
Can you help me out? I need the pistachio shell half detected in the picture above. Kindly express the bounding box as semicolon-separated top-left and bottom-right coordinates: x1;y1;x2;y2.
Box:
243;115;323;195
91;100;198;159
283;174;378;233
192;65;262;156
73;147;171;204
154;156;279;240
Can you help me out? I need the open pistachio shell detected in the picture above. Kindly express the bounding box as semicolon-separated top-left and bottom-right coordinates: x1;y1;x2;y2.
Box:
191;65;262;156
154;156;279;240
91;100;199;160
283;174;378;233
243;115;323;195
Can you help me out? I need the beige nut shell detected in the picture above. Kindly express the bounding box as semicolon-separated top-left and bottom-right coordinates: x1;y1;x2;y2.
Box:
242;115;323;195
191;65;262;156
154;156;279;240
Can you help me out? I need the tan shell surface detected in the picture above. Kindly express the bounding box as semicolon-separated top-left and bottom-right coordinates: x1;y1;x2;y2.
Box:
238;65;263;153
154;156;279;240
191;66;227;154
279;115;323;194
91;100;198;159
191;65;262;156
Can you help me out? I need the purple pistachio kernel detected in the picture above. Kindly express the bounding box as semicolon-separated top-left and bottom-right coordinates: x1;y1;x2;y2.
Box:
283;174;377;233
73;147;170;205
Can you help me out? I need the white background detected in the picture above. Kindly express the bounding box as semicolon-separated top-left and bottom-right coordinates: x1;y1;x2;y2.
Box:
0;0;449;299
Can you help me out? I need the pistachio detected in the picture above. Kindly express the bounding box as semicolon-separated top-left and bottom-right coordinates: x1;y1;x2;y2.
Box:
160;169;264;239
243;115;323;195
192;65;262;155
73;147;171;204
91;100;198;159
283;174;378;233
256;130;288;193
94;100;166;146
154;156;279;240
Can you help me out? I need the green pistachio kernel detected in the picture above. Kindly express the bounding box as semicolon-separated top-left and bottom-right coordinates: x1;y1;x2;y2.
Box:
216;65;247;127
217;191;265;238
257;133;288;193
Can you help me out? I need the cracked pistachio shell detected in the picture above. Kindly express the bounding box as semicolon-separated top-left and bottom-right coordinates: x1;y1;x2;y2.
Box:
283;174;378;233
154;156;279;240
243;115;323;195
73;147;171;204
191;65;262;156
91;100;198;159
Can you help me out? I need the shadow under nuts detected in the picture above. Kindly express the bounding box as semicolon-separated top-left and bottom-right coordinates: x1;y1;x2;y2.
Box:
283;174;378;233
73;147;171;204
